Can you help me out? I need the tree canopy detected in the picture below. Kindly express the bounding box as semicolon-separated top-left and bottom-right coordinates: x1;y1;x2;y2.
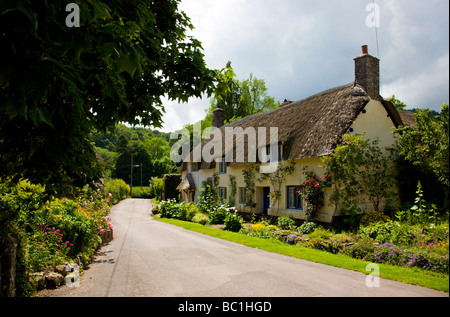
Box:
204;67;280;125
0;0;230;193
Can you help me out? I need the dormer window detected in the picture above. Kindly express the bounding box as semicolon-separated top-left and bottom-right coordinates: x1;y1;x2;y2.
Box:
219;159;227;174
263;143;282;163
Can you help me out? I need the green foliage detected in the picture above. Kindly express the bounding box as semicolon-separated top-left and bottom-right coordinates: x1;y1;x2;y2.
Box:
205;69;280;125
298;168;332;221
209;206;231;225
0;179;114;296
228;175;237;207
0;0;228;192
395;181;444;226
149;177;164;200
277;216;296;230
197;178;219;213
159;199;181;219
104;179;130;204
192;212;210;226
388;95;408;111
297;222;319;234
358;221;418;247
224;213;243;232
308;227;334;240
242;167;257;209
360;211;391;227
322;134;397;221
394;104;449;195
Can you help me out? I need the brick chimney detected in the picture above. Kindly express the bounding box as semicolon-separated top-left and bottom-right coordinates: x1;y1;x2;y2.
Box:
212;108;225;128
354;45;380;100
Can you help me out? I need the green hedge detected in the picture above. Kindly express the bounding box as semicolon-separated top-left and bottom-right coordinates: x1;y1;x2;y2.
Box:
0;179;120;296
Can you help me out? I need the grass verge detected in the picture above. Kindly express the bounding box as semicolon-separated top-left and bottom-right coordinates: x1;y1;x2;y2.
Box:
153;216;449;293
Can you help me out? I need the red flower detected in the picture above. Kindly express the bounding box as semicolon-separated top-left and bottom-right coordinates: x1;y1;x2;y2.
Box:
314;184;319;188
324;174;328;179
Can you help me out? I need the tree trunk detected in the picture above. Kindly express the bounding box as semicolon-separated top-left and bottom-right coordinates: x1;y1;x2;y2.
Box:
1;235;18;297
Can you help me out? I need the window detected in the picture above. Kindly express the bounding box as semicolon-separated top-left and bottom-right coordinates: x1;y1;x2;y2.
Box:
219;187;227;202
191;162;200;172
262;143;282;163
239;187;246;204
287;186;303;210
219;159;227;174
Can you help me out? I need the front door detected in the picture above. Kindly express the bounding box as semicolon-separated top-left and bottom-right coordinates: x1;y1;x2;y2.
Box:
263;187;270;216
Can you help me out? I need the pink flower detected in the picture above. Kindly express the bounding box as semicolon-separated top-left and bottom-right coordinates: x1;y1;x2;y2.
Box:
314;184;319;188
108;192;113;198
108;222;114;230
99;228;105;234
90;195;94;201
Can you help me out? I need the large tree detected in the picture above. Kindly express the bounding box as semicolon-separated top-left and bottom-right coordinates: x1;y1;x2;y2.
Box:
394;104;449;197
205;68;280;125
0;0;228;193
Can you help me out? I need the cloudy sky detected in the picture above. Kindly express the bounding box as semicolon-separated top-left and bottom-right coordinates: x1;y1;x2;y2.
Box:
158;0;449;133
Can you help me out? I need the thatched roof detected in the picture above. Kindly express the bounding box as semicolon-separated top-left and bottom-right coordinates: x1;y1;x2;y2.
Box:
182;83;404;171
176;173;196;191
397;110;417;128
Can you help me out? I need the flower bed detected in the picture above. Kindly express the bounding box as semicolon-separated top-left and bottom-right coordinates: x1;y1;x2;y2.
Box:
221;215;449;275
156;199;449;275
0;179;117;295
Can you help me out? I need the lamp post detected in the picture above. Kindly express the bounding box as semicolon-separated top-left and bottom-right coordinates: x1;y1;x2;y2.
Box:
130;154;140;195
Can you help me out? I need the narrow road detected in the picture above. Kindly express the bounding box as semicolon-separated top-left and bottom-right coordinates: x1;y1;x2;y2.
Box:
43;199;447;297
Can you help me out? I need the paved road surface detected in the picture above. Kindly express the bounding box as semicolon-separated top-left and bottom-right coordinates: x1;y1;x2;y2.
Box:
42;199;447;297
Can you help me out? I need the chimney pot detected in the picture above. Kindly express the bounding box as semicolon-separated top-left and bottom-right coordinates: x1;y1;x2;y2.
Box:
354;45;380;100
361;45;368;55
212;108;225;128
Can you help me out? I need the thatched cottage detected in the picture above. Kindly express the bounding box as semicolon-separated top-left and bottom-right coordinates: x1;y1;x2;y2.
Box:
177;45;410;223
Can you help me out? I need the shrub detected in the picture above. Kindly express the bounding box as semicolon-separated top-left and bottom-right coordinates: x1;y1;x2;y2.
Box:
358;221;397;244
192;212;209;225
104;179;130;204
209;206;231;225
360;211;391;227
251;223;266;231
308;227;333;240
224;213;243;232
297;222;319;234
364;242;449;274
342;238;377;260
159;199;181;219
149;177;164;200
184;202;199;222
277;216;296;230
358;221;418;247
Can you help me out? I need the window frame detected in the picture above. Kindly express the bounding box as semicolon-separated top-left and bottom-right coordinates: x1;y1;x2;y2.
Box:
219;159;227;174
219;187;227;202
238;187;246;204
286;186;303;210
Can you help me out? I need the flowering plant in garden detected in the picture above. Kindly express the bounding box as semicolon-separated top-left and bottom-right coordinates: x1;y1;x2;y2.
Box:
298;168;332;220
27;225;74;272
